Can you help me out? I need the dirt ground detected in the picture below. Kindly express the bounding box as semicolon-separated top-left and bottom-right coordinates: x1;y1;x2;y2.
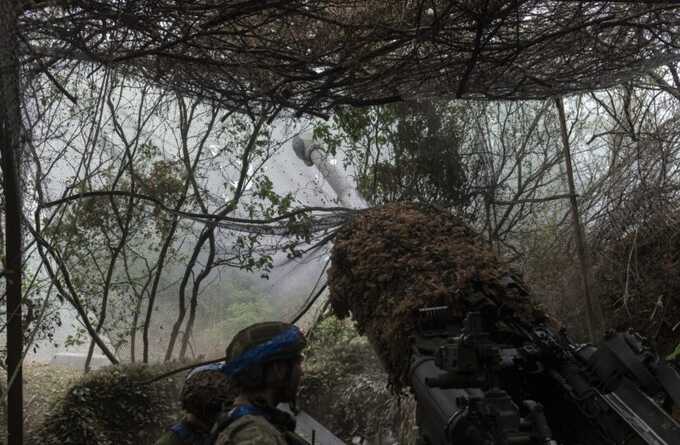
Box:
1;364;80;443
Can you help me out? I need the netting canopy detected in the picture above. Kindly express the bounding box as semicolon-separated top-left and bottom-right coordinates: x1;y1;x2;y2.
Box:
22;1;680;115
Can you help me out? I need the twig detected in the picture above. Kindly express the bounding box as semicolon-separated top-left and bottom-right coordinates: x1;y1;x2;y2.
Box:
40;190;353;225
618;228;638;317
491;193;576;206
140;356;228;385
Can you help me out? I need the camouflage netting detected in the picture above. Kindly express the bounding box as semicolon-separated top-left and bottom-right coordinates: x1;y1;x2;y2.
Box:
22;2;680;116
32;364;184;445
327;202;543;389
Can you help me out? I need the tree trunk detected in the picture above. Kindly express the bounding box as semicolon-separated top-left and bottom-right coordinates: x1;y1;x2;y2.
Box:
84;194;132;372
179;232;216;359
554;97;605;342
165;114;267;361
130;292;144;363
31;231;120;364
164;237;195;361
0;3;24;444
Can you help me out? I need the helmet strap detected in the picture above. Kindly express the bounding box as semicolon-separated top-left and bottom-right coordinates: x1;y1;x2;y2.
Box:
284;360;299;414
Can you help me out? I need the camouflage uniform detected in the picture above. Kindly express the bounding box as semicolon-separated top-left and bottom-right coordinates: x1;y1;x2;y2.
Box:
154;416;208;445
215;414;287;445
155;364;233;445
155;430;185;445
213;404;311;445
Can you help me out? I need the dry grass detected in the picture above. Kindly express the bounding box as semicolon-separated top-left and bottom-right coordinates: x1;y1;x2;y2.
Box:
0;364;81;443
23;364;82;439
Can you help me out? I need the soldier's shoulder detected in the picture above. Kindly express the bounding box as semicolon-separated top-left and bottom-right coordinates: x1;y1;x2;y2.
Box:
215;415;286;445
154;430;185;445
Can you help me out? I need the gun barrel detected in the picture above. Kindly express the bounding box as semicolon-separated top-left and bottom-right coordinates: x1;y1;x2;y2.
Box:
600;378;680;445
291;132;368;209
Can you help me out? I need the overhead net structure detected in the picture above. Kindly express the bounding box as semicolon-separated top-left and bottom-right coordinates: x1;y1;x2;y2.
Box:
16;0;680;390
22;1;680;117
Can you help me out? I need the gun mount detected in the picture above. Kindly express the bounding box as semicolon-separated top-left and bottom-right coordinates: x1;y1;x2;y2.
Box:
411;309;556;444
410;307;680;445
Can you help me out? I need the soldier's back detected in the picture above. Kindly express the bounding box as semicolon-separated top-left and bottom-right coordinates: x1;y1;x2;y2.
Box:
154;430;191;445
215;414;287;445
154;431;193;445
155;420;208;445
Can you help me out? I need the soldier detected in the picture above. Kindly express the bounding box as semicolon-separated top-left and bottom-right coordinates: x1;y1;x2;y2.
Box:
211;321;308;445
155;363;233;445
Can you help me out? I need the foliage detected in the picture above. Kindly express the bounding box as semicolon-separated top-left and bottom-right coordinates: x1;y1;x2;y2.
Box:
299;315;414;444
314;100;471;209
304;316;364;375
31;364;183;445
192;283;277;356
521;81;680;342
39;138;187;360
591;211;680;354
8;329;413;445
19;66;301;364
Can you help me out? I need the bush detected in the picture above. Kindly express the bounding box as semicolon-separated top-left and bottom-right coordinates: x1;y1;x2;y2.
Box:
592;212;680;354
31;363;184;445
299;316;415;444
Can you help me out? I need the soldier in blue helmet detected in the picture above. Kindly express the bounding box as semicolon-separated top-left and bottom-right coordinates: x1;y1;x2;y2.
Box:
155;364;234;445
211;321;308;445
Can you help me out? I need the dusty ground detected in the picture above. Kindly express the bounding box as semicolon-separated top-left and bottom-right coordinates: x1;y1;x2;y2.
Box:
1;364;80;442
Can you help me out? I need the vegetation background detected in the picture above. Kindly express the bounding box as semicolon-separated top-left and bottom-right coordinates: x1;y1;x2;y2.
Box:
3;2;680;444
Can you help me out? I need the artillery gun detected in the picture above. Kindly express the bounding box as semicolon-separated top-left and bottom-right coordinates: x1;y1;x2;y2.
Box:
292;133;680;445
411;304;680;444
